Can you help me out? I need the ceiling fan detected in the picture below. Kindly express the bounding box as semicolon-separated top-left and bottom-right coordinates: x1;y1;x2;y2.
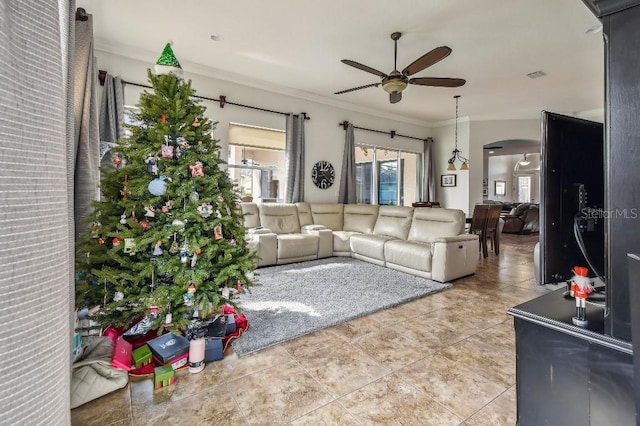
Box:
335;32;466;104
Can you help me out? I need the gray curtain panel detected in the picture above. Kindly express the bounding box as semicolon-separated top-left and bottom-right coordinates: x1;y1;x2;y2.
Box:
73;11;100;239
422;137;436;202
284;113;305;203
99;73;124;142
338;123;357;203
99;73;124;168
0;0;73;423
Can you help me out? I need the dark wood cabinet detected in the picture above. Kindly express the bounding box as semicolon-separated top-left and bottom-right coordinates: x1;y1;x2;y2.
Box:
509;290;635;425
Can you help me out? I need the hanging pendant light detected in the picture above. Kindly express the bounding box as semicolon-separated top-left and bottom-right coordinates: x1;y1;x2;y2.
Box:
447;95;470;171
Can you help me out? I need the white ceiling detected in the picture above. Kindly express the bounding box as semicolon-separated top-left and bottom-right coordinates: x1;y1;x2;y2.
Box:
79;0;604;124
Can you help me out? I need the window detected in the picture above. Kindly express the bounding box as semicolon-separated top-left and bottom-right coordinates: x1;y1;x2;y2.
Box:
227;124;285;202
518;175;532;203
355;145;421;206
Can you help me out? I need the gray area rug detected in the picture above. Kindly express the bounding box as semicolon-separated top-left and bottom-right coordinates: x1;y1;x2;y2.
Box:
232;257;452;356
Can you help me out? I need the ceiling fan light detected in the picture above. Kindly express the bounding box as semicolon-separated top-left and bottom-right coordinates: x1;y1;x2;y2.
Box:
382;78;408;94
460;162;469;170
447;162;457;171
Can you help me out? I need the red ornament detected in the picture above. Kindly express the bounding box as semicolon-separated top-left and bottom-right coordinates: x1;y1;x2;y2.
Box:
139;220;150;230
236;280;242;293
112;237;121;246
112;156;122;166
161;114;166;123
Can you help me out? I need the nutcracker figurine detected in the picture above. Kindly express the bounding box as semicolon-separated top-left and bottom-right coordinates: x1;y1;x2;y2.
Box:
571;266;593;327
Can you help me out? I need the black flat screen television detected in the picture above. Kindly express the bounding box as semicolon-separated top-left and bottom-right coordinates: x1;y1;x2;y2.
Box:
539;111;604;285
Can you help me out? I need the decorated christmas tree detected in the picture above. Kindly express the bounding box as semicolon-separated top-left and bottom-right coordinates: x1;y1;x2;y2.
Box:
76;44;256;333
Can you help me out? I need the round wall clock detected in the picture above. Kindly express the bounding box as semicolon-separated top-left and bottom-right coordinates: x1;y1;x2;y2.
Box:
311;160;335;189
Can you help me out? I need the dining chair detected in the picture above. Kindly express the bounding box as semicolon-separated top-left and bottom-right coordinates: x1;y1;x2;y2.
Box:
469;204;490;258
485;204;503;255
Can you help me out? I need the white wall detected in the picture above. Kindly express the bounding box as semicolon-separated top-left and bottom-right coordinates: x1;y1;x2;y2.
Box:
431;119;470;213
96;51;431;203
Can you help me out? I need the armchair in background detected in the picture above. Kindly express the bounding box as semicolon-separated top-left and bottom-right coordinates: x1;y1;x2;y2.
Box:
502;203;539;234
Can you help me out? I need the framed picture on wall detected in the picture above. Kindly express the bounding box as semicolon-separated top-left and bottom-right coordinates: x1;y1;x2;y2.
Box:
441;174;457;187
495;180;506;196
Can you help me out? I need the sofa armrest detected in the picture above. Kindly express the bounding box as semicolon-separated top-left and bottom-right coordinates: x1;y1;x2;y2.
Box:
430;234;480;244
302;226;333;258
247;226;274;235
246;230;277;267
301;224;328;231
430;235;479;282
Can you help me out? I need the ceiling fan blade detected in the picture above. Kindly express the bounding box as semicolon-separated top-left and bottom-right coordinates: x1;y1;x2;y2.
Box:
389;92;402;104
334;83;381;95
402;46;452;77
341;59;388;78
409;77;466;87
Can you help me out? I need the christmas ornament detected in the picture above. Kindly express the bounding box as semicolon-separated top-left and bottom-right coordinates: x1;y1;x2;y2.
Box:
192;118;200;127
161;144;174;159
189;161;204;177
213;224;223;240
183;282;196;306
119;214;127;225
153;240;163;256
90;222;101;238
114;292;124;302
161;113;166;123
98;237;106;245
146;156;158;175
148;177;167;196
112;237;121;246
154;43;184;79
144;206;156;218
191;251;200;268
162;200;174;213
222;287;230;299
197;140;203;145
190;185;200;202
169;233;179;253
177;137;189;149
236;280;242;293
124;238;136;254
139;220;150;231
197;203;213;218
121;175;130;200
164;313;172;325
112;156;122;166
172;219;186;228
180;241;190;263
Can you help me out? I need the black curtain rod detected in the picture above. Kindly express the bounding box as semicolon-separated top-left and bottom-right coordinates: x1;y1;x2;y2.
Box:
98;70;309;120
339;120;429;142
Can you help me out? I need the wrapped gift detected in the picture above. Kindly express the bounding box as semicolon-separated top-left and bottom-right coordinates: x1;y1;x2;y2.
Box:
154;365;175;389
203;315;227;339
204;338;223;362
153;352;189;371
225;314;236;334
147;333;189;364
131;344;152;368
111;337;132;371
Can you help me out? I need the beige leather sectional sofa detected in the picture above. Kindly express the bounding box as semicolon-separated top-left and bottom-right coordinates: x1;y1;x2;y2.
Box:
240;202;479;282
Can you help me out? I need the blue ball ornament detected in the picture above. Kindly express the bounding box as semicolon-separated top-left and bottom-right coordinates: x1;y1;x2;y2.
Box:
148;177;167;196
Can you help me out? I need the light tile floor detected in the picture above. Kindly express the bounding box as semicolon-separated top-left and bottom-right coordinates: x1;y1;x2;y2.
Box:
72;234;551;425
